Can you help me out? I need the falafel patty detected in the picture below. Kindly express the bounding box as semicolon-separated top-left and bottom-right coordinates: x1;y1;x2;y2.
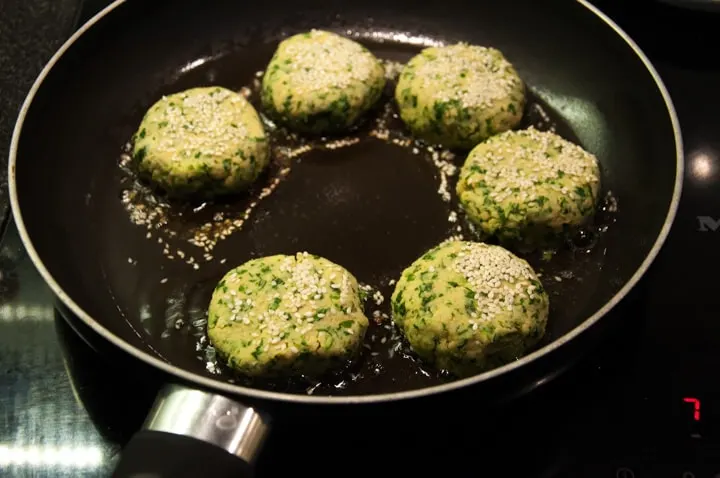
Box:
391;240;549;377
207;252;369;377
395;43;525;150
133;86;269;197
261;30;386;134
456;127;601;248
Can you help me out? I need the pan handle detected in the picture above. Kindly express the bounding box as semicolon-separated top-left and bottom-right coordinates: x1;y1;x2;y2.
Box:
112;383;270;478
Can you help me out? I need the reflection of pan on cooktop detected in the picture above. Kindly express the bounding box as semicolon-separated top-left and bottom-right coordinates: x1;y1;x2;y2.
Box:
54;310;160;445
12;0;681;475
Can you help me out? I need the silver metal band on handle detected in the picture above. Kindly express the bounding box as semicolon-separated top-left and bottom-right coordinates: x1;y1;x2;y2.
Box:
143;384;271;464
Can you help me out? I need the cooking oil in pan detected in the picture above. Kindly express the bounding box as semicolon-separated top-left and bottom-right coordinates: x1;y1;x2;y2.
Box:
112;39;618;396
117;59;461;268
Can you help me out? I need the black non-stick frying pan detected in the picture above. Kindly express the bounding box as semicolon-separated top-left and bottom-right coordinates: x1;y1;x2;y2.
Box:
9;0;682;476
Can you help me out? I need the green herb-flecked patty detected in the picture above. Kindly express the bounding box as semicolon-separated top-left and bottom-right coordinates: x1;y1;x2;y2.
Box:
395;43;525;150
132;86;269;198
391;240;549;377
207;252;369;377
456;127;601;249
261;30;386;134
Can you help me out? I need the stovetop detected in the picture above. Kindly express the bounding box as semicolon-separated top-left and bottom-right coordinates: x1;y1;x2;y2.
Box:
2;0;720;476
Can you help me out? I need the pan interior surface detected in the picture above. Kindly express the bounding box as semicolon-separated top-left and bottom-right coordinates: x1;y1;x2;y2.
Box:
12;0;680;401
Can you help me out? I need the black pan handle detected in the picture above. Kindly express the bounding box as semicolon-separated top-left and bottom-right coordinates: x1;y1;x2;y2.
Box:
112;383;271;478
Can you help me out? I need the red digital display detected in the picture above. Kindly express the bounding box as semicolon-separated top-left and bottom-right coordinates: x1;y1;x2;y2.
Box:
683;397;701;421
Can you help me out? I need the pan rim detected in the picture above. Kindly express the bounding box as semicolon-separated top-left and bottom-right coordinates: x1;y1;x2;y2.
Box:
8;0;684;405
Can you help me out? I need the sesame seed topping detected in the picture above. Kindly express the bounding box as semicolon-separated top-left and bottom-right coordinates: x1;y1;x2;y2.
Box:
461;127;600;204
140;87;255;160
269;30;381;95
411;43;522;109
452;242;543;321
215;253;361;350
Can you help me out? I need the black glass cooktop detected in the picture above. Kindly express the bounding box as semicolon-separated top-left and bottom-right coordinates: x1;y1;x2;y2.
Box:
2;1;720;476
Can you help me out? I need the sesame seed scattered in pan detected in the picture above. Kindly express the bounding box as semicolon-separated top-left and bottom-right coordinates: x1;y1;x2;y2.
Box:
119;57;465;272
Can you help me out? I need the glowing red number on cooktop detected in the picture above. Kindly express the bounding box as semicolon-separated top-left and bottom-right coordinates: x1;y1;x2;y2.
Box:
683;397;701;421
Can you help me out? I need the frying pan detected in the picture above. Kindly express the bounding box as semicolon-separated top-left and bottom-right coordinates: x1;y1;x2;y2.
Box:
8;0;682;476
